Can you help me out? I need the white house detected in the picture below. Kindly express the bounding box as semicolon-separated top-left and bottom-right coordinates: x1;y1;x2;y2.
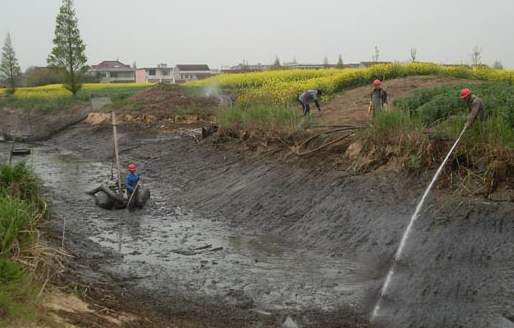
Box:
90;60;135;83
173;64;212;83
136;64;174;84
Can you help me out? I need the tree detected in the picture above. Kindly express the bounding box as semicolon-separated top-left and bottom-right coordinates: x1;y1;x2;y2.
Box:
471;46;482;68
48;0;87;95
323;56;329;67
336;55;344;68
493;60;503;70
24;66;65;86
273;56;281;68
372;46;380;62
410;48;417;62
0;33;22;94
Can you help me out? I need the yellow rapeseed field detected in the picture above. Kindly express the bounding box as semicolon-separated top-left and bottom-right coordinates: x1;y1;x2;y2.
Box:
0;83;149;99
188;63;514;105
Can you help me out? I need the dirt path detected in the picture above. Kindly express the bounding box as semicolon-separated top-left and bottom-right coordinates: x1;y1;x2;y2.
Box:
318;75;473;126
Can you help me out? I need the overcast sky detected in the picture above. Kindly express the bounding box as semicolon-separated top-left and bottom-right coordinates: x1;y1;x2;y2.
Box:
1;0;513;70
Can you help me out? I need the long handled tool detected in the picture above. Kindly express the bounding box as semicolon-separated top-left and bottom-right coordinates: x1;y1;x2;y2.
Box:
111;112;123;192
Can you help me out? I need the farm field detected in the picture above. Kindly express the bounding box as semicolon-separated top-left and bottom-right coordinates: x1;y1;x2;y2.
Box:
188;63;514;105
0;83;151;110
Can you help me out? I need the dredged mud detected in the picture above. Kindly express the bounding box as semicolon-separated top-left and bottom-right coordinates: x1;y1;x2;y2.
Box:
3;121;513;328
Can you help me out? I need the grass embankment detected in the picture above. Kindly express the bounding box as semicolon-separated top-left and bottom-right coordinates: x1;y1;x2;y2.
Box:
0;83;150;111
187;63;514;137
0;163;55;327
358;82;514;192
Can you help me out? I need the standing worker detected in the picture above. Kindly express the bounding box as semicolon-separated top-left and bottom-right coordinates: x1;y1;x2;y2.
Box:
298;89;322;116
460;88;486;128
369;79;388;117
125;163;140;199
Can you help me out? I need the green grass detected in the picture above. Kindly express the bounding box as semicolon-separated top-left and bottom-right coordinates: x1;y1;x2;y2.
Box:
0;163;46;326
358;81;514;175
217;104;305;136
0;83;150;111
0;258;39;326
394;81;514;127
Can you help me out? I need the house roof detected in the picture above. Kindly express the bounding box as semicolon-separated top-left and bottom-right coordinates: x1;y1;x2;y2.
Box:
175;64;210;71
91;60;132;70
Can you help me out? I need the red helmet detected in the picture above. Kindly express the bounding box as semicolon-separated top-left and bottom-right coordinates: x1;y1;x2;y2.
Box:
128;163;137;172
460;88;472;99
373;79;382;87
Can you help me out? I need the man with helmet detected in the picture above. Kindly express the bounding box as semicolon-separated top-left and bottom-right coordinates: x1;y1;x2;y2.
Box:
460;88;486;128
125;163;140;196
369;79;388;117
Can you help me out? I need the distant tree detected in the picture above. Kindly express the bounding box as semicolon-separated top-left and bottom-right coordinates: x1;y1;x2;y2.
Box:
410;48;417;62
48;0;87;96
471;46;482;68
336;54;344;68
24;66;65;86
323;56;329;67
493;60;503;70
273;56;281;68
372;46;380;62
0;33;22;94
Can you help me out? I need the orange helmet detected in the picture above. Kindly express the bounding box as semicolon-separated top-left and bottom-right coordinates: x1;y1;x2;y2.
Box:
460;88;472;99
373;79;382;87
128;163;137;172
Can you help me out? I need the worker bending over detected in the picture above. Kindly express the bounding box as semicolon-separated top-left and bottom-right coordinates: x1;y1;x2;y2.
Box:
460;88;486;128
298;89;322;116
369;79;388;117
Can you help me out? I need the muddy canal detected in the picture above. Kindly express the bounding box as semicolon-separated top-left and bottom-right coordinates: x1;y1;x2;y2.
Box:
26;144;371;327
1;124;513;328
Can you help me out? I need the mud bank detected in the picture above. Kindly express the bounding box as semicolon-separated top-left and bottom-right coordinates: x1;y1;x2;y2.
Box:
9;122;513;327
0;105;91;142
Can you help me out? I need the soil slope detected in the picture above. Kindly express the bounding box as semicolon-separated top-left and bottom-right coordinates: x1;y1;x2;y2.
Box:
319;75;474;126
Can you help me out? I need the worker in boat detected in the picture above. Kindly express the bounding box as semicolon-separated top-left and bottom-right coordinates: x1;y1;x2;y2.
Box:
460;88;486;128
298;89;322;116
125;163;140;199
369;79;388;117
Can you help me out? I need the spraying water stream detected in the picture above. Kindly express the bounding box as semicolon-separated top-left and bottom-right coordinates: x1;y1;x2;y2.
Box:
371;126;468;321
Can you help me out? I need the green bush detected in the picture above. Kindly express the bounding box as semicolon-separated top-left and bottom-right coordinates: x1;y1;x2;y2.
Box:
393;82;514;128
0;197;36;256
0;163;40;201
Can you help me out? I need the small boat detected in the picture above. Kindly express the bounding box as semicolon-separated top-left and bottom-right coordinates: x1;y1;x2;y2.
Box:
11;148;31;156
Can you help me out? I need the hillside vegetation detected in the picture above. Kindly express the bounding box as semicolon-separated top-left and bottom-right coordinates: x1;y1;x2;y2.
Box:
188;63;514;135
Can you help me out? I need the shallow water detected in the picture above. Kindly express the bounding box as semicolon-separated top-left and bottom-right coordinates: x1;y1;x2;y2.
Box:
24;145;369;318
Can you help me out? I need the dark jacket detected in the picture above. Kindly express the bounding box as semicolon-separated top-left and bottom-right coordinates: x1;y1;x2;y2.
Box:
466;95;486;126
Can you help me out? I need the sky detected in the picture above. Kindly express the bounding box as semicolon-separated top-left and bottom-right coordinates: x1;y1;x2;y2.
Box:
1;0;514;70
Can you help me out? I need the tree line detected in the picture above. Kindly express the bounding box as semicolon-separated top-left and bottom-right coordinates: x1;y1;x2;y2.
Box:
1;0;87;95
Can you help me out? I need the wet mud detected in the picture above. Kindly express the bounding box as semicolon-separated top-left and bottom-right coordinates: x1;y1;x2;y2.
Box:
3;122;513;327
